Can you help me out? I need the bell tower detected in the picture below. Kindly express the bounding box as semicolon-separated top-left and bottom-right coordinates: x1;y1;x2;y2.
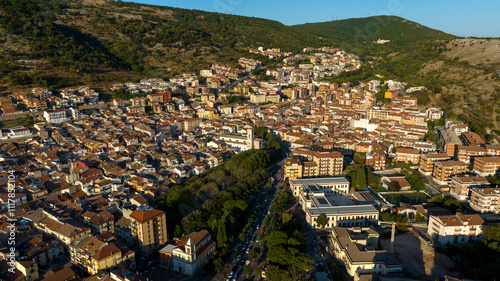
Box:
246;125;254;150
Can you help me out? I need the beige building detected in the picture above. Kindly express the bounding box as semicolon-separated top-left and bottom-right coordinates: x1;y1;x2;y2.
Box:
418;152;450;175
285;149;343;179
395;147;420;164
449;175;489;201
313;150;344;176
432;160;467;185
455;145;486;165
284;158;303;179
469;187;500;214
427;213;484;245
70;236;136;275
473;156;500;177
329;227;402;281
129;208;168;256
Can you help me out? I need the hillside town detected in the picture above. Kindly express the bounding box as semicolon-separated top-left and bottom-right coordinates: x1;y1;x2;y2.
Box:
0;46;499;281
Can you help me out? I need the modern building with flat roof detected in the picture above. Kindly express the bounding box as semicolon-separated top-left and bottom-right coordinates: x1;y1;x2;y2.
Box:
292;177;379;230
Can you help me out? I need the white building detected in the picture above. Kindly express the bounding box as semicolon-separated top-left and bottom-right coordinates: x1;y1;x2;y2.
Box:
427;213;484;245
291;177;379;229
43;109;67;124
290;177;350;197
172;230;216;276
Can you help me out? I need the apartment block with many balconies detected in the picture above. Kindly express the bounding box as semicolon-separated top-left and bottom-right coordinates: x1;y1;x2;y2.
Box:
395;147;420;164
432;160;467;185
128;207;168;256
418;152;450;176
469;187;500;214
455;145;486;165
427;213;484;245
449;175;489;201
473;156;500;177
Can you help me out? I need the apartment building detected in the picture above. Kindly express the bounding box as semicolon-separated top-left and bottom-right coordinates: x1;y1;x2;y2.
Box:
427;213;484;245
473;156;500;177
461;131;485;146
284;150;343;179
449;175;489;201
70;236;136;275
418;152;450;175
43;109;67;124
432;160;467;185
172;230;216;276
183;118;202;131
365;150;386;170
438;128;462;157
455;145;486;165
313;150;344;176
128;207;168;256
395;147;420;164
284;158;303;179
485;144;500;156
469;187;500;214
329;227;402;281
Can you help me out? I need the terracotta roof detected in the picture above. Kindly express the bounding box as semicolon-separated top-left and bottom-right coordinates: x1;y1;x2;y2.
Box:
92;243;121;261
129;209;165;223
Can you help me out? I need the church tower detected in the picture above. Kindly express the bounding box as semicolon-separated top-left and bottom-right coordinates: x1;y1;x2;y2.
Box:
246;125;254;150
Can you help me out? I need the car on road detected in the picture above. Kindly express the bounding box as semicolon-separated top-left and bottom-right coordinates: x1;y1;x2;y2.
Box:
228;271;234;278
250;237;255;243
242;245;246;251
246;247;250;254
246;260;250;265
255;237;259;243
237;255;242;261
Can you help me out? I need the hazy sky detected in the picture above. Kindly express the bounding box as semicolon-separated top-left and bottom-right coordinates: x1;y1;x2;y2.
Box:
126;0;499;38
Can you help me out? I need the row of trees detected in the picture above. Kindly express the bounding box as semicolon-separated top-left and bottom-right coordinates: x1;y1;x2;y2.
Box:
262;189;313;281
154;149;271;271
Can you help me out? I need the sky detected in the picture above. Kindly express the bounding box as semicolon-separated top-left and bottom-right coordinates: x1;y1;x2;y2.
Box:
126;0;500;38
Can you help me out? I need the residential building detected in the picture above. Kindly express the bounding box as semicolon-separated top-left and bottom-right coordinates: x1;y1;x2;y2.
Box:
461;131;485;147
15;261;39;281
183;118;202;131
284;158;303;179
473;156;500;177
427;213;484;244
418;152;450;175
172;230;216;276
312;150;343;176
469;187;500;214
128;207;168;256
455;145;486;165
449;176;489;201
438;128;462;157
43;109;67;124
365;150;386;170
432;160;467;185
329;227;402;281
395;147;420;164
70;236;136;275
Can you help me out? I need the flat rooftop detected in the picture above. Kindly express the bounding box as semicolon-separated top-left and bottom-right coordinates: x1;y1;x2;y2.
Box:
308;204;379;216
291;177;349;193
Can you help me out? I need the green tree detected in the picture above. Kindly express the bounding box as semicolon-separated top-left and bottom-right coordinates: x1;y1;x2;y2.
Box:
249;247;260;258
244;265;252;275
443;199;461;213
316;214;327;228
